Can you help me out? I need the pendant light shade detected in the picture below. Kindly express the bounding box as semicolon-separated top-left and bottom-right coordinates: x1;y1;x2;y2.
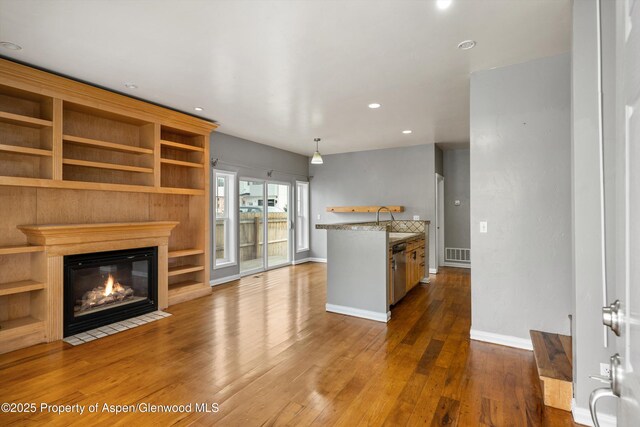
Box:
311;137;323;164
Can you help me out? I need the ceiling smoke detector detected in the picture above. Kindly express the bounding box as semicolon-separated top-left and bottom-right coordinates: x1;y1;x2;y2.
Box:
457;40;476;50
194;107;204;112
368;103;381;109
0;41;22;51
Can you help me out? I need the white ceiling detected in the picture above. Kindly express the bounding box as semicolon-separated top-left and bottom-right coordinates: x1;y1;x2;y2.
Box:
0;0;570;155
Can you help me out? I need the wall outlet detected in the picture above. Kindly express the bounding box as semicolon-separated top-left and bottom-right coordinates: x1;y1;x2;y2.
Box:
600;362;611;377
413;215;420;220
317;214;321;220
454;200;461;206
479;221;488;233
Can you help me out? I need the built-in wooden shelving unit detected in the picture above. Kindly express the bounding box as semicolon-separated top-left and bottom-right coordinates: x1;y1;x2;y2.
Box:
0;58;216;354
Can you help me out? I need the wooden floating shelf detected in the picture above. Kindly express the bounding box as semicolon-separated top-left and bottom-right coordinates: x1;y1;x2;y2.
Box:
0;144;53;157
0;111;53;128
168;264;205;276
0;280;45;297
0;176;204;195
168;248;204;258
0;316;44;336
160;139;204;152
63;134;154;155
326;206;405;213
160;158;204;169
63;158;154;174
0;245;45;255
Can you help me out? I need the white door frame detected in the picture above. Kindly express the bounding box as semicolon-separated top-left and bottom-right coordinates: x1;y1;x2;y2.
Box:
434;173;445;273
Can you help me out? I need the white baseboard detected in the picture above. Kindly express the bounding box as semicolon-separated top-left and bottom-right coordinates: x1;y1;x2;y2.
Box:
420;277;430;284
326;303;390;323
210;274;241;287
442;262;471;269
470;329;533;351
572;399;616;427
309;257;327;263
429;268;437;274
292;258;310;265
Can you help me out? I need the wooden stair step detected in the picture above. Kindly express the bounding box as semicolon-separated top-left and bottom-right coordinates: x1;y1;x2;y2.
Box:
530;330;573;412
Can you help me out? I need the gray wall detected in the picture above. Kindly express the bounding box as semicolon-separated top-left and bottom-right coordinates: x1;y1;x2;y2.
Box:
443;149;470;249
470;54;572;339
435;145;444;176
310;144;436;268
571;0;617;416
210;132;310;281
326;230;388;315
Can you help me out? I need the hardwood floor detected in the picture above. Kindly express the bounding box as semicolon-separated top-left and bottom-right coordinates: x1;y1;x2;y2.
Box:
0;264;581;426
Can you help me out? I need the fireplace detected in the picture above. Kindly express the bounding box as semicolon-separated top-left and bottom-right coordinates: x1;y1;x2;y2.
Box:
64;247;158;337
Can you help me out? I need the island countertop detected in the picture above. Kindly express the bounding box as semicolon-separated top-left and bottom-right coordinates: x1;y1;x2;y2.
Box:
315;219;430;232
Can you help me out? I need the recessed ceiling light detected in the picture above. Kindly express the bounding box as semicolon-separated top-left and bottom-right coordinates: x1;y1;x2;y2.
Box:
194;107;204;112
0;41;22;51
458;40;476;50
402;130;412;134
124;82;138;89
368;103;381;109
436;0;452;10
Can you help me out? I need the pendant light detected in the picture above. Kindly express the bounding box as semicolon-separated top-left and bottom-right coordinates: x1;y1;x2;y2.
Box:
311;137;323;164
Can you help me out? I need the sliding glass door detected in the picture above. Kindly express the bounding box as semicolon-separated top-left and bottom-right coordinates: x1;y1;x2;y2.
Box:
239;180;265;274
239;179;291;275
266;183;290;268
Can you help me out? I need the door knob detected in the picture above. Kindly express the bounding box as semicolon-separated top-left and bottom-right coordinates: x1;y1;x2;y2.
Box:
602;300;621;336
589;354;621;427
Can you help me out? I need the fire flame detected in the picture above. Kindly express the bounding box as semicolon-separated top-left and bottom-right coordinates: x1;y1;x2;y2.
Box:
104;274;114;296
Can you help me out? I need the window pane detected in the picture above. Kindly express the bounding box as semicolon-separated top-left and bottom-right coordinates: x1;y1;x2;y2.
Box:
215;218;225;262
216;176;226;217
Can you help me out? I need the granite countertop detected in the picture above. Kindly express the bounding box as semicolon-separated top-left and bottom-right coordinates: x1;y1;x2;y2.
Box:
315;222;387;231
315;219;430;233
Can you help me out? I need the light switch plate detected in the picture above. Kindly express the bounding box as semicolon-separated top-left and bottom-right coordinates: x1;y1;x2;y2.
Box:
480;221;488;233
454;200;461;206
413;215;420;220
317;214;321;220
600;362;611;377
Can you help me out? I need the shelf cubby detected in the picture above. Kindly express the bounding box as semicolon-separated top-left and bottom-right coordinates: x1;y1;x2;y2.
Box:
0;84;54;180
159;125;205;191
62;101;155;187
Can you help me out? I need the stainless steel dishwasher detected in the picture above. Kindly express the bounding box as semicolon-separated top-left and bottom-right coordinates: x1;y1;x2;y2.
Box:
392;243;407;304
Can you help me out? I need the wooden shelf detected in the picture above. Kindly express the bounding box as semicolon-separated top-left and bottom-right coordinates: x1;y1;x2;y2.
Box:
160;139;204;152
168;248;204;258
0;176;204;195
0;245;45;255
63;158;154;174
0;144;53;157
0;316;44;336
168;264;205;276
169;280;204;292
0;280;45;296
63;134;154;155
160;158;204;169
0;111;53;128
326;206;405;213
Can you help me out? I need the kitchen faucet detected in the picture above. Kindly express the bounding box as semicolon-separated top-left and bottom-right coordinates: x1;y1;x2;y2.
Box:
376;206;395;225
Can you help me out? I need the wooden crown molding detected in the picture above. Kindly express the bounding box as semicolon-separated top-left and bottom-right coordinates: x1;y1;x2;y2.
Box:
0;58;218;134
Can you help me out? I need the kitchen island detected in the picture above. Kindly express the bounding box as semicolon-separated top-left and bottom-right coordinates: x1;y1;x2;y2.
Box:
315;220;429;322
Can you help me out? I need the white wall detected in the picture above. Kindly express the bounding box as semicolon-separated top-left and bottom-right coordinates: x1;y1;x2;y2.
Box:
470;53;572;340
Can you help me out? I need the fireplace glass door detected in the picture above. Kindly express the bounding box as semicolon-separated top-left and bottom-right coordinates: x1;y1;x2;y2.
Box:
64;247;158;336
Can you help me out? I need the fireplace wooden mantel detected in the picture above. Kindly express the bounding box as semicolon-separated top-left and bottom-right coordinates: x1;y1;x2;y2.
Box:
18;221;179;252
12;221;182;348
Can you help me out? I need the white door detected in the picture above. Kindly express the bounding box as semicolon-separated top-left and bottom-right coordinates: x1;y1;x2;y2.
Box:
617;0;640;423
591;1;640;425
